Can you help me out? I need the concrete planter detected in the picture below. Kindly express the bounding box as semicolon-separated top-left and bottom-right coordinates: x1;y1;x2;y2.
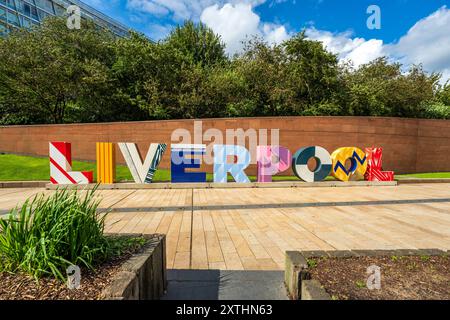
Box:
101;234;167;300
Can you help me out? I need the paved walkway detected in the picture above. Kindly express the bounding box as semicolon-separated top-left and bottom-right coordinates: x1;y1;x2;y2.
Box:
162;270;288;300
1;183;450;270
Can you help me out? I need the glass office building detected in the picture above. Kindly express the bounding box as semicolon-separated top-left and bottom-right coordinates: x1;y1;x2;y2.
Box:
0;0;129;37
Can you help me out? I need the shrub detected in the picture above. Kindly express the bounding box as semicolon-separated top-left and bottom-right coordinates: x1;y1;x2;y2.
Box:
423;101;450;119
0;188;112;280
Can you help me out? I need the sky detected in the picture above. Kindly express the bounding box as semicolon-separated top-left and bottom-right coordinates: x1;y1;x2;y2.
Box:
83;0;450;81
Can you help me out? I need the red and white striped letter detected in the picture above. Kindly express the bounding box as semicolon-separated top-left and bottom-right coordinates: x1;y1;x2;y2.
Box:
49;142;93;184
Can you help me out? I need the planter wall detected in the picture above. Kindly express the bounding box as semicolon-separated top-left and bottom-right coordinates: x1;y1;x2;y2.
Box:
102;234;167;300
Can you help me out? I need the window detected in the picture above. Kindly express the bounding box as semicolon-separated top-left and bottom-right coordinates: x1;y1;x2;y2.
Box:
0;21;8;35
53;3;65;16
30;4;37;20
0;6;6;22
5;0;15;10
7;9;19;26
19;15;32;27
35;0;54;14
15;0;29;16
17;1;39;20
37;8;49;20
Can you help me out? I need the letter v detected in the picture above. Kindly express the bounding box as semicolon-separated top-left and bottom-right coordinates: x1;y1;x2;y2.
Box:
118;143;167;183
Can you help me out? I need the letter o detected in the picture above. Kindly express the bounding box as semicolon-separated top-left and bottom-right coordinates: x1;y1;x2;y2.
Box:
292;146;332;182
331;147;368;181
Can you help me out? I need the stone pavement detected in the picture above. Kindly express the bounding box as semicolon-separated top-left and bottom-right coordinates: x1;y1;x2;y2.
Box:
1;183;450;270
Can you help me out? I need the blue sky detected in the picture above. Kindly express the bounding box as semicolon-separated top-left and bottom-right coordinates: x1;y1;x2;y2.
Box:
84;0;450;80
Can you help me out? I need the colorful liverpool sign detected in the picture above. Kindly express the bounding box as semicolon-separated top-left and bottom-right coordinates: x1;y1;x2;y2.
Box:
49;141;393;184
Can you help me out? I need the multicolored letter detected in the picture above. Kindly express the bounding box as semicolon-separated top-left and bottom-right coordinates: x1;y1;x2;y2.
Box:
257;146;291;182
331;147;368;182
119;143;167;183
364;147;394;181
49;142;93;184
213;145;251;183
96;142;116;184
292;146;332;182
171;144;206;183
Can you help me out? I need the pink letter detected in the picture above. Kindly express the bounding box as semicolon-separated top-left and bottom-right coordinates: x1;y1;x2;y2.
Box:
257;146;291;182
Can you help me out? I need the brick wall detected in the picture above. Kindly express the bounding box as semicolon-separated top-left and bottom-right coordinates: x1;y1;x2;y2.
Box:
1;116;449;174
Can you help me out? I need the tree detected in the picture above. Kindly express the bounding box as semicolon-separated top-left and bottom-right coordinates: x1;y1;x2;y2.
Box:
164;21;227;67
437;82;450;106
0;17;116;124
129;22;229;120
341;58;440;117
225;34;342;117
0;18;448;124
282;32;342;114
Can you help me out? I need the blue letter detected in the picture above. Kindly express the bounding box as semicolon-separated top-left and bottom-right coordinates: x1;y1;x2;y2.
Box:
213;145;251;183
171;144;206;183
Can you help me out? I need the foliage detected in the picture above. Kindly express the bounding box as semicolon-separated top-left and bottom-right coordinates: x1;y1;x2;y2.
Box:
0;188;104;279
0;188;146;281
0;18;449;124
0;18;120;124
423;101;450;119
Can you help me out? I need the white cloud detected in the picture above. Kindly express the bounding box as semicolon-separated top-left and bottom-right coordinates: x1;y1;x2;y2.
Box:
387;6;450;79
304;28;385;67
126;0;267;22
126;0;213;21
305;6;450;81
263;23;291;45
200;3;292;54
201;3;259;54
124;1;450;82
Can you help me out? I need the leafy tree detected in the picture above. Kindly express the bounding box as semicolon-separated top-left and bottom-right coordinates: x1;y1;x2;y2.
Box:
0;18;119;124
423;101;450;119
165;21;227;67
129;22;229;119
283;32;341;113
1;18;449;124
341;58;440;118
224;34;342;117
437;82;450;106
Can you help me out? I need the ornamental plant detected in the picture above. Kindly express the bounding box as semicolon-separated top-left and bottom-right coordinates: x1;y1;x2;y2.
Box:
0;187;111;280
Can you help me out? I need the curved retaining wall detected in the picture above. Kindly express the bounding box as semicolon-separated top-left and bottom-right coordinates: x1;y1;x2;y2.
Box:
0;116;449;174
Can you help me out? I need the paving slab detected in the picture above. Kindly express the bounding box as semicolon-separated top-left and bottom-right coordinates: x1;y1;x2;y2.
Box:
162;270;288;300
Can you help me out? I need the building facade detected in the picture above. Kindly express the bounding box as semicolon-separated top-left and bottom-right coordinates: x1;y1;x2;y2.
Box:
0;0;129;37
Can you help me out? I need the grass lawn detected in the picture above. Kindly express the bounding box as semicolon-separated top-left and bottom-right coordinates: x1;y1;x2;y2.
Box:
0;154;137;182
1;153;449;182
396;172;450;179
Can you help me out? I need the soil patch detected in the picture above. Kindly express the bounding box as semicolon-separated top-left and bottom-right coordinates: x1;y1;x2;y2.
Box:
308;255;450;300
0;236;147;300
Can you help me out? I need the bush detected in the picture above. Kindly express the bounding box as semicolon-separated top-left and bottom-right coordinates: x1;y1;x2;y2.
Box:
423;102;450;119
0;188;113;280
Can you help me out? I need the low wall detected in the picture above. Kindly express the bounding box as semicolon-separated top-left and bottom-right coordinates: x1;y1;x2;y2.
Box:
102;234;166;300
1;116;449;174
